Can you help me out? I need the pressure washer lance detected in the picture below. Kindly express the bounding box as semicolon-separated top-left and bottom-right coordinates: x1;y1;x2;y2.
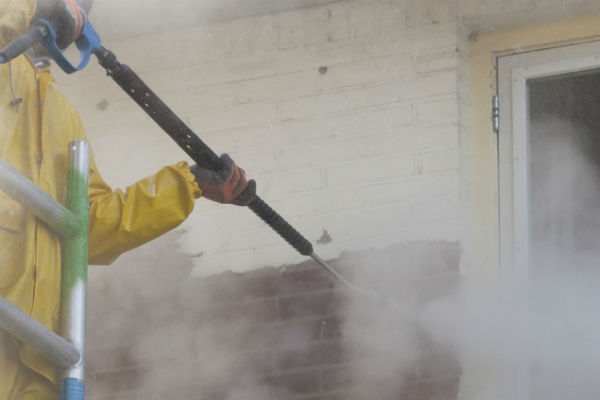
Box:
91;46;399;308
0;5;398;308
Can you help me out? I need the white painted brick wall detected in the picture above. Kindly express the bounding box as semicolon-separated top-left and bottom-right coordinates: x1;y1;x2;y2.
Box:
57;0;464;275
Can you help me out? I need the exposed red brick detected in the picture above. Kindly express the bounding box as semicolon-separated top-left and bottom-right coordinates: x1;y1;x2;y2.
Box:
321;316;344;340
321;367;352;391
276;341;349;370
86;346;138;373
242;319;324;349
419;378;460;399
278;266;334;293
264;370;322;396
86;241;462;400
278;291;342;319
90;367;146;394
186;269;281;305
187;298;279;326
398;381;423;400
301;395;352;400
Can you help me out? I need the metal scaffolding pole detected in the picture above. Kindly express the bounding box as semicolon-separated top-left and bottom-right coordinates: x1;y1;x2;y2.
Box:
0;157;83;238
0;141;89;400
59;140;90;399
0;296;81;368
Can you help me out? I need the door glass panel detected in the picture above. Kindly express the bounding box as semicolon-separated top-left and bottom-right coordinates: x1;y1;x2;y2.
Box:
528;70;600;268
527;69;600;399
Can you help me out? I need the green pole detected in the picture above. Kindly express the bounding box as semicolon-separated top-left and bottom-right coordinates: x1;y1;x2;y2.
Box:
59;141;89;399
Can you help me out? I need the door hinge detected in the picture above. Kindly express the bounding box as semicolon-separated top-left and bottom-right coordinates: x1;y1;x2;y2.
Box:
492;95;500;134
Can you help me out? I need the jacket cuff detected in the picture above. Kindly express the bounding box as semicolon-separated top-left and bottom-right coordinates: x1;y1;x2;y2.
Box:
175;161;203;199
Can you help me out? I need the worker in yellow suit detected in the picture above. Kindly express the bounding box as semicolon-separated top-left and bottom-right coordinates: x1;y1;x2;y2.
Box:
0;1;254;398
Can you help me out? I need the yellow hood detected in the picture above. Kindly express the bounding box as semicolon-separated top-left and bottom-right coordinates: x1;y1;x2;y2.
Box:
0;0;36;47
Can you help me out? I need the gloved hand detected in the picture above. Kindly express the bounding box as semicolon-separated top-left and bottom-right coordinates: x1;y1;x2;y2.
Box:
32;0;84;49
190;154;256;206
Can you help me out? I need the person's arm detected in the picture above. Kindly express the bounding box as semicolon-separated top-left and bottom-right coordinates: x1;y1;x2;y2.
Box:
87;155;201;265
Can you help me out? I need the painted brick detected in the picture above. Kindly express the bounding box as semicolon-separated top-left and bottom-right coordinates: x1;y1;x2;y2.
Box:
225;54;414;104
278;81;412;121
368;23;459;56
189;101;280;131
416;96;459;123
276;10;304;49
229;15;277;59
258;167;325;198
346;3;379;38
411;194;461;223
319;55;414;90
327;3;352;42
284;102;414;139
418;149;460;173
326;155;416;188
416;48;460;74
405;0;457;27
408;70;458;100
416;123;461;151
275;37;371;73
271;171;460;218
273;138;363;171
302;7;332;46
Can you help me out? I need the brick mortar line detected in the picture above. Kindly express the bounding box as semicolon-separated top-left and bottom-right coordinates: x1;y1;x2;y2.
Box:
86;337;349;375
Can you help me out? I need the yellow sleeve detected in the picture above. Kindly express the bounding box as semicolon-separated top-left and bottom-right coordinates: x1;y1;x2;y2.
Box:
87;156;202;265
44;73;202;264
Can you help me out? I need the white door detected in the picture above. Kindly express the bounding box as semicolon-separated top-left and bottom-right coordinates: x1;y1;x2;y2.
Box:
498;42;600;400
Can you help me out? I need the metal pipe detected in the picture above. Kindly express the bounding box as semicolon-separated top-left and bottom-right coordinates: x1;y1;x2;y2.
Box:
0;296;80;368
311;252;400;307
0;157;83;239
60;141;89;386
311;252;379;299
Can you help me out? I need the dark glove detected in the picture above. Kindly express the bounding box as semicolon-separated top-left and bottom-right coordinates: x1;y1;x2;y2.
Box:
32;0;84;49
190;154;256;206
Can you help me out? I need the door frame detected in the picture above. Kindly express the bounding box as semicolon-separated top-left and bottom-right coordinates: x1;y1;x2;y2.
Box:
497;40;600;400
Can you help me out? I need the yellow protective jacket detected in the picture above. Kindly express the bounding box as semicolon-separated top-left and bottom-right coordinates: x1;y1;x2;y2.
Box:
0;1;202;398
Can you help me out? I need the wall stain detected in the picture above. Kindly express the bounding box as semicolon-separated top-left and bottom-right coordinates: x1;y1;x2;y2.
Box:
316;229;333;244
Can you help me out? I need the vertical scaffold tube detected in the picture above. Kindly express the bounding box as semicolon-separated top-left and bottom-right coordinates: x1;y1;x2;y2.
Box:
60;141;89;400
